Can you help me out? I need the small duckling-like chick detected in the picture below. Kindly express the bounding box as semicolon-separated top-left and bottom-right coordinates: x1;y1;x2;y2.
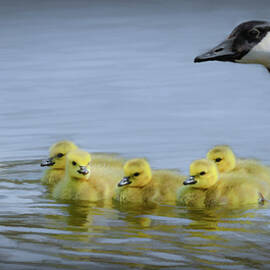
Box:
114;158;185;206
194;20;270;73
52;149;123;202
207;145;270;186
177;159;217;208
206;145;236;173
178;159;267;208
41;140;78;185
41;141;125;186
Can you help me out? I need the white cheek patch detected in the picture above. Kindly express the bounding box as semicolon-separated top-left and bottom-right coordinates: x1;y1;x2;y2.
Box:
236;32;270;67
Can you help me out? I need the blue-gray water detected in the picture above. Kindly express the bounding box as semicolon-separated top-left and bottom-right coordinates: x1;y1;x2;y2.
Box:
1;0;270;269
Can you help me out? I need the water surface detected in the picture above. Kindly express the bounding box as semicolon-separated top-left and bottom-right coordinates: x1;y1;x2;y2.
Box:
1;0;270;269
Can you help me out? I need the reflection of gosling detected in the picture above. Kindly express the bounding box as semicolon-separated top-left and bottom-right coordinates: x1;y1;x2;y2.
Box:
207;145;270;186
53;149;123;202
114;158;185;205
178;159;267;208
41;141;78;185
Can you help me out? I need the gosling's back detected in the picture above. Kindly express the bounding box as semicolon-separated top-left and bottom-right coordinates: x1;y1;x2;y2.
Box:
205;173;267;208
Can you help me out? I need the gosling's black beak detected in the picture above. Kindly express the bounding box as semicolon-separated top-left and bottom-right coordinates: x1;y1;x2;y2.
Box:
77;166;89;176
183;176;197;185
40;157;55;167
194;38;239;63
118;177;131;187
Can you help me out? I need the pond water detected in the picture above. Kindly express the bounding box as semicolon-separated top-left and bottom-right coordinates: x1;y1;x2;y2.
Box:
1;0;270;269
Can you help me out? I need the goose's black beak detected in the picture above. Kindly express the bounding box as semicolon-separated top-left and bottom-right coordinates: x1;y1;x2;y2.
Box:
40;157;55;167
118;177;131;187
183;176;197;185
194;38;241;63
77;166;89;176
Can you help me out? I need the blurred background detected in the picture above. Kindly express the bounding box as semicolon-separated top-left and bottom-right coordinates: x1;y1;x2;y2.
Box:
1;1;270;269
1;0;270;173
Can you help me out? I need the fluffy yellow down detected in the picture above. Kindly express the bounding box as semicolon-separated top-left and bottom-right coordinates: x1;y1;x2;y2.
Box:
207;145;270;186
114;158;185;206
41;141;125;186
41;141;78;185
52;149;123;202
177;159;268;208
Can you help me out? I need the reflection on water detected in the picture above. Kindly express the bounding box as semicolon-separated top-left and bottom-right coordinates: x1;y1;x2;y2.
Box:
1;0;270;269
1;160;270;269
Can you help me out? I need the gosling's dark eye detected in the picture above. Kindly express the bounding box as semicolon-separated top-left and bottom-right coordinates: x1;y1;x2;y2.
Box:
134;172;140;177
72;161;77;166
57;153;64;158
200;171;206;176
215;158;222;163
249;28;260;38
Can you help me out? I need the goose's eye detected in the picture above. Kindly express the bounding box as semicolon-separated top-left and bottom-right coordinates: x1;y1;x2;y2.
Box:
249;29;260;38
200;171;206;176
134;172;140;177
57;153;64;158
215;158;222;163
72;161;77;166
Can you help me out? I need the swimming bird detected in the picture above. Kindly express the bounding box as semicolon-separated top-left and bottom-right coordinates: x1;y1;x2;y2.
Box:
52;149;123;202
194;20;270;72
114;158;185;206
41;140;78;185
207;145;270;186
41;141;125;185
178;159;267;208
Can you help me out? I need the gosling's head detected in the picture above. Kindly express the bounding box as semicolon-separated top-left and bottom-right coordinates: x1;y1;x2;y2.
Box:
40;141;78;169
66;149;91;180
207;145;236;173
118;159;152;188
184;159;219;189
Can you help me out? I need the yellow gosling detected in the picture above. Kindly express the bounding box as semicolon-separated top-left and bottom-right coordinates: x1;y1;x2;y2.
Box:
207;145;270;186
114;158;185;206
207;145;236;173
177;159;217;208
178;159;268;208
41;141;78;185
41;142;125;186
52;149;123;202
